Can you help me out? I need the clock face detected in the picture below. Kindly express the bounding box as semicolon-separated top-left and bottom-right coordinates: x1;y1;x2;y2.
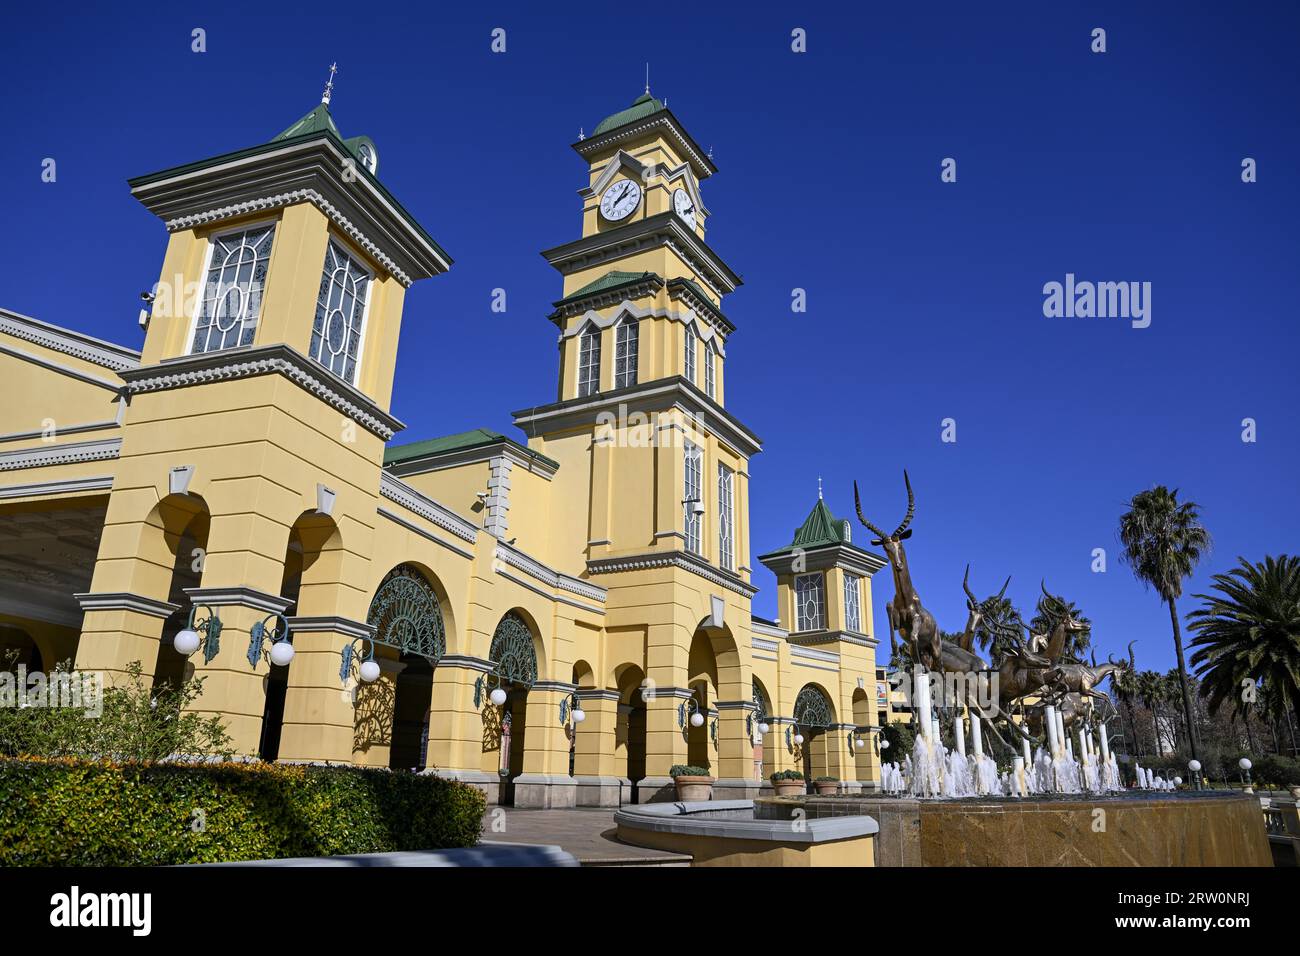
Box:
600;179;642;221
673;188;697;228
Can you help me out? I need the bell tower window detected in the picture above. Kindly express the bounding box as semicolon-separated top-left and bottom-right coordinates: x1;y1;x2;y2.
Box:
794;572;826;632
578;324;601;396
843;572;863;633
190;223;276;355
717;463;735;571
704;342;717;400
684;330;697;386
310;240;371;384
684;440;703;556
614;318;638;389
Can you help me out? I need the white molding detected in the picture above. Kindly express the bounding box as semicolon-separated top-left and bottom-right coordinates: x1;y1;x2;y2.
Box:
183;586;292;614
378;473;478;543
495;540;607;604
0;308;140;371
575;114;714;181
119;344;404;441
376;507;476;560
164;188;416;287
557;299;727;355
587;549;757;599
0;475;114;499
0;438;122;472
285;615;375;640
752;635;781;652
75;592;179;619
0;342;125;391
791;644;840;664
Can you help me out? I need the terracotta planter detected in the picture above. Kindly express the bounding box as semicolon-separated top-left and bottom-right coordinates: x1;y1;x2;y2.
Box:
814;781;839;795
771;778;805;797
673;775;714;802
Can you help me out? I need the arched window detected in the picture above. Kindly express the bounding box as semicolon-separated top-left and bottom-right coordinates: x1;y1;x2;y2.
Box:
684;329;697;385
704;342;717;400
366;565;445;662
794;684;834;729
490;612;538;687
614;318;638;389
191;223;276;354
578;324;601;396
310;240;371;384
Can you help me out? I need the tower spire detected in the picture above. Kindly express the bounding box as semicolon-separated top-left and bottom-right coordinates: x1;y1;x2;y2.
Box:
321;62;337;106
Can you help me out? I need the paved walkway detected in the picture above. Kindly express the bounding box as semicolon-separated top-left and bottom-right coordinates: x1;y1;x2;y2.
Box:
480;807;690;866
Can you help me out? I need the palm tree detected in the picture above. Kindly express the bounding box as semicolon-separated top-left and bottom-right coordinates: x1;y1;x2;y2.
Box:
1118;486;1211;760
1136;669;1167;753
1028;591;1092;660
1189;555;1300;758
974;594;1025;667
1112;656;1141;755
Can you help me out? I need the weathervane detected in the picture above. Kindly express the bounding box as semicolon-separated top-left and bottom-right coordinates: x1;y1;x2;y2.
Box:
321;62;337;106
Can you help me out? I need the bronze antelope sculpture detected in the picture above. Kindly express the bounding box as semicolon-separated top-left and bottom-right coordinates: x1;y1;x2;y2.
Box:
853;471;942;673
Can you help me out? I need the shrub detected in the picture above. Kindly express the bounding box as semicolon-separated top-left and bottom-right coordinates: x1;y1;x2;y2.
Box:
669;765;711;778
0;757;485;866
814;775;838;783
1249;754;1300;788
771;769;804;781
881;722;915;764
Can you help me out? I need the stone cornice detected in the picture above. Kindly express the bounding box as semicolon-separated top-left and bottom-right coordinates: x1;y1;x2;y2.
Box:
183;586;293;615
787;628;878;650
0;475;115;500
512;376;762;458
757;542;887;578
554;299;727;355
0;438;122;472
130;136;450;283
548;274;665;324
587;549;758;600
665;277;735;335
572;110;717;180
495;540;607;604
437;654;495;674
540;212;740;300
75;592;180;619
379;473;479;543
386;440;557;482
0;309;140;371
119;344;405;441
285;615;376;640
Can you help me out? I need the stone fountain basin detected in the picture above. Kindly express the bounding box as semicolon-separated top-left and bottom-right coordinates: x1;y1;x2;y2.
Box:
755;791;1271;866
614;800;878;867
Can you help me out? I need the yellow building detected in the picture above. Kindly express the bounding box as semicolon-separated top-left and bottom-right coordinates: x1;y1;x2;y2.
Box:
0;89;887;807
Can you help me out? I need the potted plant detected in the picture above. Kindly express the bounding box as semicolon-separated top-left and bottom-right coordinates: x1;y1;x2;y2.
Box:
670;765;714;801
814;775;839;795
770;769;805;797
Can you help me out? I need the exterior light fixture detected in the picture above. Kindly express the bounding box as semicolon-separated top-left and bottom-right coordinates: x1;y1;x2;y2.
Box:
473;670;509;708
1187;758;1202;790
1239;757;1253;788
339;638;381;687
684;497;705;516
246;612;293;669
679;697;705;729
173;605;222;664
559;693;586;726
1173;776;1183;786
785;725;805;748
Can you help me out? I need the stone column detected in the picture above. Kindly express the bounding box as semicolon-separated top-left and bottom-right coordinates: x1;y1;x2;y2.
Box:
182;585;293;756
277;615;372;763
642;685;694;802
714;699;761;798
73;594;179;684
426;656;497;803
514;680;578;808
573;689;623;806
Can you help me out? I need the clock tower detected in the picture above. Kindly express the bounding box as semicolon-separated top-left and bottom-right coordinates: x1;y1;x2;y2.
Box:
512;91;763;798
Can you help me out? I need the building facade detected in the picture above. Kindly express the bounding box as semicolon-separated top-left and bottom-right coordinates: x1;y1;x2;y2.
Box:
0;90;886;806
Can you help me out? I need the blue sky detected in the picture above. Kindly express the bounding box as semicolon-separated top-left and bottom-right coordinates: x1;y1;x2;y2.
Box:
3;2;1297;673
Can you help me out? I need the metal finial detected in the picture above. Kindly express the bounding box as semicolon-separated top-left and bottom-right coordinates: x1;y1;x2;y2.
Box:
578;127;585;141
645;62;650;95
818;476;823;500
707;145;714;160
321;62;337;106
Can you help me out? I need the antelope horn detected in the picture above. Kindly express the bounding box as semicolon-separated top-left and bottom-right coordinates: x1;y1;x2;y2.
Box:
895;469;916;537
1126;640;1137;667
996;575;1011;602
962;564;977;604
852;480;891;543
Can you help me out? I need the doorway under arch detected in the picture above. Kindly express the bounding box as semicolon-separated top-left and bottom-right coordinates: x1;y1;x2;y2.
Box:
486;611;539;805
794;683;837;791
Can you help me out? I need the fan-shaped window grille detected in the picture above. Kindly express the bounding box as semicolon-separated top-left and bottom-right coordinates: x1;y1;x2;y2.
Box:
366;566;445;662
793;685;834;729
490;612;538;687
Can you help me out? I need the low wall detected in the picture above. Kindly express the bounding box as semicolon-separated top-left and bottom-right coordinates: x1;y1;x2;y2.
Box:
756;791;1271;866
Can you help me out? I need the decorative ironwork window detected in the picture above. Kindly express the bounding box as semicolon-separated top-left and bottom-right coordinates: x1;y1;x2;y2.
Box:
794;684;834;729
366;565;445;662
717;463;735;571
311;240;371;384
577;325;601;396
490;612;538;687
191;224;276;355
752;681;769;720
684;440;703;556
843;572;862;633
614;318;638;389
704;342;716;399
684;330;697;385
794;572;825;632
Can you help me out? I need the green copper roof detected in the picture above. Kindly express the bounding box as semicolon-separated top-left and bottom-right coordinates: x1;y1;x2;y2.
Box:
777;499;853;553
555;271;658;306
384;428;558;469
593;93;666;136
274;103;342;141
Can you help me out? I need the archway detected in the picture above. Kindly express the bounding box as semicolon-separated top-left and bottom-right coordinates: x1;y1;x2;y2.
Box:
486;611;539;805
753;678;774;782
150;499;210;694
360;564;446;770
614;663;648;804
569;660;595;778
0;626;41;674
686;628;721;772
794;683;836;791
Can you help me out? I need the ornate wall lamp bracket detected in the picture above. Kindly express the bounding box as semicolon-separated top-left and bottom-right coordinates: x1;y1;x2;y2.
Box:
558;693;586;727
786;725;806;750
173;604;222;665
339;638;381;686
678;698;706;730
247;612;293;669
474;671;508;709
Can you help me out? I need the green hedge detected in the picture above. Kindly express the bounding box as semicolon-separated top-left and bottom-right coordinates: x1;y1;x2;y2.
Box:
0;757;485;866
